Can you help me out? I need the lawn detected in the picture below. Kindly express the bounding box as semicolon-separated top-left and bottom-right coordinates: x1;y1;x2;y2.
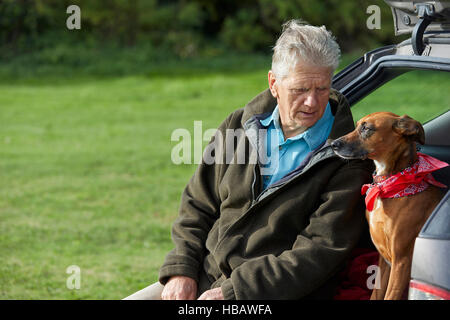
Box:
0;57;448;299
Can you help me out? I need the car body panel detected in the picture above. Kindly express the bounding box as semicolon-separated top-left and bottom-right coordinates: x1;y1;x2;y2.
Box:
411;188;450;291
411;237;450;290
384;0;450;35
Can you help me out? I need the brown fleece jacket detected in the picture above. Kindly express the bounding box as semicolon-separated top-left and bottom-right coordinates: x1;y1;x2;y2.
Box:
159;88;373;299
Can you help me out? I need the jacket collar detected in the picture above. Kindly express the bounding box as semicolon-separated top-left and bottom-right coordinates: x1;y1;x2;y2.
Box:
241;88;355;143
241;88;355;202
259;103;334;151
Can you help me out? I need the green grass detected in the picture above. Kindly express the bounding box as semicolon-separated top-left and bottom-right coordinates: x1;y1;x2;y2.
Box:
0;56;448;299
351;71;450;122
0;67;269;299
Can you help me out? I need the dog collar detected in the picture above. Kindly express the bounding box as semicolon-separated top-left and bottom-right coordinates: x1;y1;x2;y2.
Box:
361;153;449;211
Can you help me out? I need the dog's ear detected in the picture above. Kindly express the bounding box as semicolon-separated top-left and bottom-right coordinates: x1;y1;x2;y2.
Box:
393;115;425;145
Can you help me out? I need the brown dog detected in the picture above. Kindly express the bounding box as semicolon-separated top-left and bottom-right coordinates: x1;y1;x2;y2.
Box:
331;112;448;300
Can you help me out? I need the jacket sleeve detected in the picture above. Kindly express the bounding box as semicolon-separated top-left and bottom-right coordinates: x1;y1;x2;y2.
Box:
220;160;372;299
158;114;233;285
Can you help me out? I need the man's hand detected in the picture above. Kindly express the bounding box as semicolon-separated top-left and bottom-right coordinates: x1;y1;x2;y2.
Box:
197;287;224;300
161;276;197;300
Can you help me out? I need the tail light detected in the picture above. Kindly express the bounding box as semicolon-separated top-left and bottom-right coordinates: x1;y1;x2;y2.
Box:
409;280;450;300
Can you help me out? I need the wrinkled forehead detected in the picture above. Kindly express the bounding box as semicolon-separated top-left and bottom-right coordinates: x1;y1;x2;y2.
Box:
283;63;332;81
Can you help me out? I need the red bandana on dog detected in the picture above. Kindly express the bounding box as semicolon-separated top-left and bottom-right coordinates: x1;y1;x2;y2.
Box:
362;153;449;211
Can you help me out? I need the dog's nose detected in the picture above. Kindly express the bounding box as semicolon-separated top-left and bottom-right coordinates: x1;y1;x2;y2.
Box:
331;139;343;150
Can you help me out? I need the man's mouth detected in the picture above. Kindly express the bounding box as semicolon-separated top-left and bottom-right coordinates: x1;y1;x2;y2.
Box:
298;110;316;118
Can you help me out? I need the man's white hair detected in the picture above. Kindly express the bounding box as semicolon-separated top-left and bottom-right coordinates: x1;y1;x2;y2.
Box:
271;20;341;79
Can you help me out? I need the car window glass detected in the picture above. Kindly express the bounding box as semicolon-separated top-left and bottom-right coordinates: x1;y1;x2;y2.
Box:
351;70;450;124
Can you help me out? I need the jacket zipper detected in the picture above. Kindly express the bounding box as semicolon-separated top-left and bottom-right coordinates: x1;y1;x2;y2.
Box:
213;145;337;255
253;144;334;204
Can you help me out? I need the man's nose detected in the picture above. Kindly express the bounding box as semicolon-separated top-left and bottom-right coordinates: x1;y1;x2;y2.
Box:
304;92;318;108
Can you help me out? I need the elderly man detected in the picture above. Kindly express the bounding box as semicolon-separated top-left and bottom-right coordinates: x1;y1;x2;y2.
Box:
125;20;372;300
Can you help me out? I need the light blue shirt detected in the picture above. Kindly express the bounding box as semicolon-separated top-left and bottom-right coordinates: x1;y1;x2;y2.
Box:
259;102;334;190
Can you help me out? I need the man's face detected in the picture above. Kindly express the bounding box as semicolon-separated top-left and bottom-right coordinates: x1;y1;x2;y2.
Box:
268;63;332;137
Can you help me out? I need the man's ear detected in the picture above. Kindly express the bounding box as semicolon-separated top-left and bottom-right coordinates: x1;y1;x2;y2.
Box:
393;114;425;145
268;71;278;98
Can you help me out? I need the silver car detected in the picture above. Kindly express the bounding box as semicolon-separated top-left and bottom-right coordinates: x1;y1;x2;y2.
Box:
332;0;450;300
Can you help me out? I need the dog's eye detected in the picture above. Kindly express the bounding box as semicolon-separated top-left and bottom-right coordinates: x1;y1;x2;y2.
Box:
361;122;373;132
360;123;375;139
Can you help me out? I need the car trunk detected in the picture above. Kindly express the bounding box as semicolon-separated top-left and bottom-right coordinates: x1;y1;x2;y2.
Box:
385;0;450;35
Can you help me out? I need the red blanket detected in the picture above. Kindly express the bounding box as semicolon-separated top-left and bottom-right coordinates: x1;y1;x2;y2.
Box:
333;248;379;300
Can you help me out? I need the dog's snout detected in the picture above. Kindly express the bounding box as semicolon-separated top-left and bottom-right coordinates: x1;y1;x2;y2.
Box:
331;139;344;150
